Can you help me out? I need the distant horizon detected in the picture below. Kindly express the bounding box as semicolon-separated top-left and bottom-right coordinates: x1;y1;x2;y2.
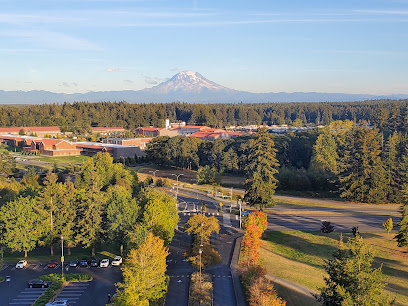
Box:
1;1;408;95
1;70;408;97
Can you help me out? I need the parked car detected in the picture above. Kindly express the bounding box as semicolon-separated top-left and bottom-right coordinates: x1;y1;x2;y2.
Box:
16;260;27;269
111;256;122;266
69;260;79;268
28;279;49;288
100;259;110;268
48;260;58;268
90;258;100;267
79;259;88;267
45;300;69;306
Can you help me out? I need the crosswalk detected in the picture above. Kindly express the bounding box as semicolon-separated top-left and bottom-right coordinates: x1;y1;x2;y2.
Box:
54;282;89;304
9;287;47;306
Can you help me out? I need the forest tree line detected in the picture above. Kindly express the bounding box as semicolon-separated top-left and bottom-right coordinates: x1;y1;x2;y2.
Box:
1;99;408;133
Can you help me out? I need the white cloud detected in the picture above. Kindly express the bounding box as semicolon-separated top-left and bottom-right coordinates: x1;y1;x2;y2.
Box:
143;75;165;85
0;30;102;51
106;68;127;72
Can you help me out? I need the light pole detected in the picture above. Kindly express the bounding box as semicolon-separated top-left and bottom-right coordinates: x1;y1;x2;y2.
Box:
229;187;233;213
199;221;203;289
172;173;183;200
238;199;242;228
61;235;64;280
199;248;203;288
149;170;159;184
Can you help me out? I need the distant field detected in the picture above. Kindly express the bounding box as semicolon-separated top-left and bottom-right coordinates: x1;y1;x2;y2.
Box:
260;231;408;306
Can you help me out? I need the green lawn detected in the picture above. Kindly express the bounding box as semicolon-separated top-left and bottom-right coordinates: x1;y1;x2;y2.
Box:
31;155;89;165
260;231;408;306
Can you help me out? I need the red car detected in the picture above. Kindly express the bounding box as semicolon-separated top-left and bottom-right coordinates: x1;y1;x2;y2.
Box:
47;260;58;268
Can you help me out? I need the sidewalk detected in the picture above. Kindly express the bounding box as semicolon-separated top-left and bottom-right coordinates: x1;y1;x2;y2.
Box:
230;236;246;306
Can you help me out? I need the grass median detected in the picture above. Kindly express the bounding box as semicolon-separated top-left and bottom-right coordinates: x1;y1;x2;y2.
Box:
260;231;408;306
33;273;92;306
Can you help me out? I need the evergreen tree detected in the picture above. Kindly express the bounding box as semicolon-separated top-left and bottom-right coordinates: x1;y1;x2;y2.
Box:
384;131;404;203
37;171;59;255
54;180;77;255
75;162;106;256
0;149;15;176
318;235;391;306
115;233;169;305
395;203;408;250
244;128;279;209
338;127;387;203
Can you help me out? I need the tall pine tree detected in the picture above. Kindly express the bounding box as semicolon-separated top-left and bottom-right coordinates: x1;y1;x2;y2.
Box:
244;128;279;210
338;127;387;203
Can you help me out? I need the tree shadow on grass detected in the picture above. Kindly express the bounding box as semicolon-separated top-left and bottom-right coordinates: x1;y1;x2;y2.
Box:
262;231;340;270
273;282;319;306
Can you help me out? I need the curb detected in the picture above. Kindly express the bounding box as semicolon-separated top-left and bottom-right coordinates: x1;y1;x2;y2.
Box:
230;235;246;306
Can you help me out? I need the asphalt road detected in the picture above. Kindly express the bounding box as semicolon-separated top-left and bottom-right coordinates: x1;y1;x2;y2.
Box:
0;263;121;306
171;193;240;306
266;213;400;232
164;226;193;306
177;188;400;232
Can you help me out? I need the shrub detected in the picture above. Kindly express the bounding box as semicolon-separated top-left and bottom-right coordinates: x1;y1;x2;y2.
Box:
321;221;334;233
189;272;212;306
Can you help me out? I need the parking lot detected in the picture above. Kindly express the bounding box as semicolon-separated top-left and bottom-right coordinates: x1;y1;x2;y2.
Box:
0;262;122;306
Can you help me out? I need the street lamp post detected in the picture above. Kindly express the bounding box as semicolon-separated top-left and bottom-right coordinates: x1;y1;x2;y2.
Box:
61;235;64;280
229;187;233;213
199;248;203;288
172;174;184;200
149;170;159;184
238;199;242;228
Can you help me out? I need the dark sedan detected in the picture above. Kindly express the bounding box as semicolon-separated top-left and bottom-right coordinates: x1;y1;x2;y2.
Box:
28;279;49;288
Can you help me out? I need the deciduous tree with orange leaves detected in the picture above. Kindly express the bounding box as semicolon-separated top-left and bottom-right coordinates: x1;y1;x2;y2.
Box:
240;211;268;268
239;211;286;306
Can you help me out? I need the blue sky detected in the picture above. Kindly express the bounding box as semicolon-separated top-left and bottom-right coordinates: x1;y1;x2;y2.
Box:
1;0;408;95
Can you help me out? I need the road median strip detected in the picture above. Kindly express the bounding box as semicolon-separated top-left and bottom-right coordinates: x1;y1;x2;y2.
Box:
32;273;92;306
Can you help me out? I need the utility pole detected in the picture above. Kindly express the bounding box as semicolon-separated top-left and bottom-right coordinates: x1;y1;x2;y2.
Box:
172;173;184;200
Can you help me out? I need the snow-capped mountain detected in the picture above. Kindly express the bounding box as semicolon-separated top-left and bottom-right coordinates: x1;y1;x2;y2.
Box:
144;70;234;93
1;71;408;104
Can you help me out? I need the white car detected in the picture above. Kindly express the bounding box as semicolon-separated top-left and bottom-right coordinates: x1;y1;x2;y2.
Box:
100;259;110;268
16;260;27;269
45;300;69;306
111;256;122;266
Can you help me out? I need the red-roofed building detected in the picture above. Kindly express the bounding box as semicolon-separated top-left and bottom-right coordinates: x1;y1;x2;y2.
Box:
189;131;244;141
0;135;24;147
91;127;126;136
75;144;114;156
178;125;221;135
0;126;61;137
102;137;153;149
25;126;60;137
135;127;179;138
23;139;81;156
